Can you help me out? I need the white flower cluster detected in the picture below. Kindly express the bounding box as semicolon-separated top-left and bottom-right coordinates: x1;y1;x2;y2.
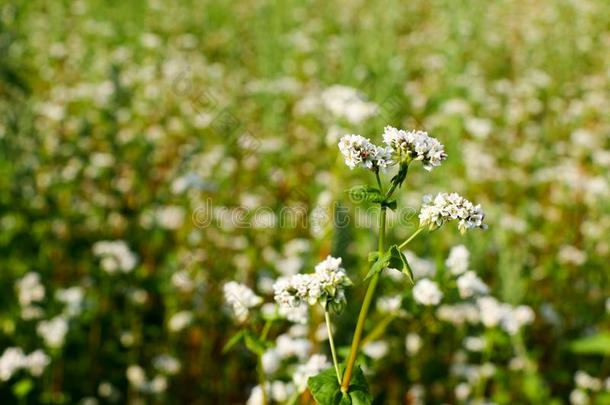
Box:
321;85;378;124
273;256;351;313
126;364;168;394
382;126;447;171
247;381;296;405
338;134;393;171
92;240;138;273
457;271;489;299
0;347;50;381
412;279;443;306
292;354;330;392
223;282;263;323
445;245;470;275
16;272;46;320
37;316;69;348
419;193;486;234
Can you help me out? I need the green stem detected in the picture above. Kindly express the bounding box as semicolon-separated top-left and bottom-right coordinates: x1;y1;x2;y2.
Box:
341;206;387;392
256;355;268;405
256;320;272;405
324;310;341;384
398;227;424;250
375;170;384;193
361;314;396;347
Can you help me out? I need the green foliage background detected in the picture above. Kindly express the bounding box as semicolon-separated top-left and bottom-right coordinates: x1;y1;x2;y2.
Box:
0;0;609;403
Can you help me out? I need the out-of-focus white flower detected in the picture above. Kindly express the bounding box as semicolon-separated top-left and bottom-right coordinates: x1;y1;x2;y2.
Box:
419;193;486;234
168;311;193;332
476;297;508;328
457;271;489;299
570;388;589;405
338;134;393;171
413;279;443;306
362;340;389;360
377;295;403;314
464;336;486;352
56;286;85;317
321;85;378;124
37;316;68;348
502;305;535;335
405;333;422;355
455;382;471;401
403;251;436;279
278;302;309;324
575;371;602;391
223;282;263;322
437;303;480;326
16;272;45;306
0;347;52;381
273;256;351;313
261;349;281;375
246;381;296;405
92;240;138;273
24;350;50;376
275;334;311;360
382;126;447;171
154;206;185;230
126;365;146;387
293;354;330;392
445;245;470;275
0;348;25;381
153;354;181;375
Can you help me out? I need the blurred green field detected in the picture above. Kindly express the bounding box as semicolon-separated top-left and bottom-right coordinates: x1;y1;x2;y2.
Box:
1;0;609;404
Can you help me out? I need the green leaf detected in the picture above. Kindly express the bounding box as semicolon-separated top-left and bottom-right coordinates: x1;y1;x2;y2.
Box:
244;332;268;355
308;366;372;405
387;245;414;285
367;252;380;263
364;252;389;281
390;162;409;189
570;332;610;355
347;186;384;204
381;199;397;210
222;330;247;353
308;367;342;405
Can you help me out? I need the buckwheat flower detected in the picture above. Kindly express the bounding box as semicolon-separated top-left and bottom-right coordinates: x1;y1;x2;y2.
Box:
445;245;470;275
24;350;50;376
412;279;443;306
457;271;489;298
56;286;85;317
476;297;508;328
502;305;535;335
126;365;146;387
16;272;45;307
575;371;603;391
338;134;393;171
153;354;181;375
418;193;486;234
293;354;330;393
569;388;589;405
278;302;309;324
362;340;389;360
312;255;352;311
223;281;263;323
382;126;447;170
37;316;69;348
405;333;422;355
0;348;25;381
377;294;403;314
168;311;193;332
273;256;351;313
